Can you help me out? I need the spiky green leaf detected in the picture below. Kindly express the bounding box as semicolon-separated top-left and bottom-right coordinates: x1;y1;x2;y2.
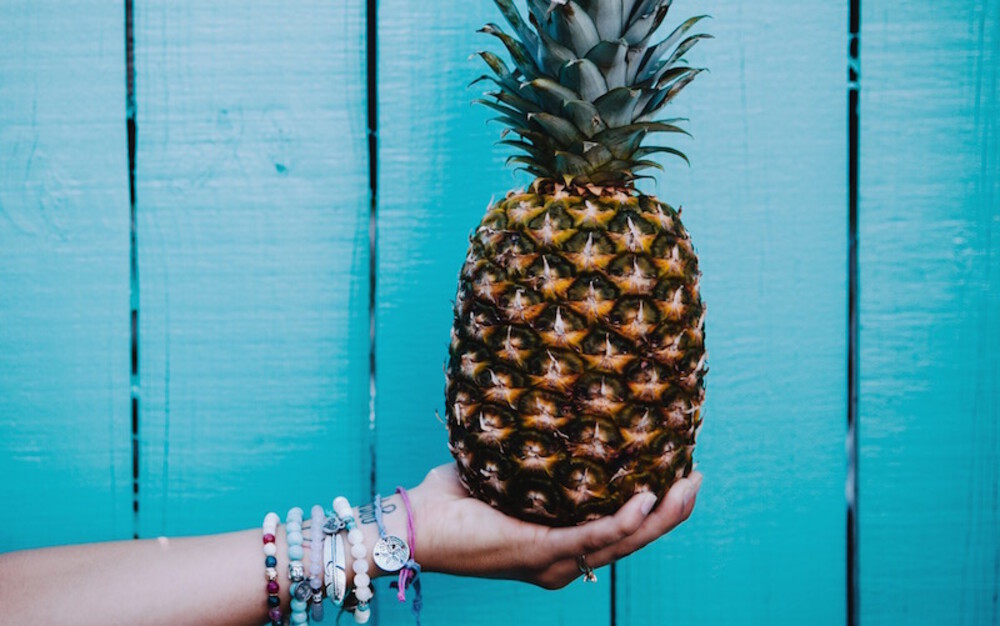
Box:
579;0;624;40
563;99;608;137
582;141;615;167
492;0;539;52
525;77;581;109
593;87;641;127
585;39;628;88
559;58;609;101
622;4;667;46
529;112;585;146
637;15;709;80
479;24;541;79
554;150;593;175
550;1;602;57
632;146;689;165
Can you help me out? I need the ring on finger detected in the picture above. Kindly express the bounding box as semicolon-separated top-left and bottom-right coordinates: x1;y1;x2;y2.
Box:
577;554;597;583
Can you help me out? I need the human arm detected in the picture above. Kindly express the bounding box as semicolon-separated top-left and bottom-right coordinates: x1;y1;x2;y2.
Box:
0;463;701;625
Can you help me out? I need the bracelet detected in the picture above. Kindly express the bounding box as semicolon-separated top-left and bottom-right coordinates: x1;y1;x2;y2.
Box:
372;494;411;574
286;507;309;625
393;486;423;623
333;496;373;624
323;530;348;606
262;512;282;625
309;505;326;622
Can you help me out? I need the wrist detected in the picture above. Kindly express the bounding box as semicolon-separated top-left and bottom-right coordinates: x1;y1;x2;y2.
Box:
401;484;435;575
343;494;413;583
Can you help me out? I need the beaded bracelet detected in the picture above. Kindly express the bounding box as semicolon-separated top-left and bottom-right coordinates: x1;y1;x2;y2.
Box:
286;507;309;625
262;512;282;625
333;496;373;624
309;505;326;622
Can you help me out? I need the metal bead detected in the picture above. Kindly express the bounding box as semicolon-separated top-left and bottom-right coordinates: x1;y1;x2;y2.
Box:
292;581;312;602
323;516;346;534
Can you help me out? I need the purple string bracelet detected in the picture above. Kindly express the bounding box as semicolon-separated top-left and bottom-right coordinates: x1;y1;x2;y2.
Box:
393;486;423;624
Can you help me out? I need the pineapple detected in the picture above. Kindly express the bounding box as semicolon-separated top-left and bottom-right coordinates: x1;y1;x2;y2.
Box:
446;0;709;526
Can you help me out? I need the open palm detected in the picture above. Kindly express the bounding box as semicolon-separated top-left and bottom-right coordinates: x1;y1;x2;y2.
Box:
411;463;702;589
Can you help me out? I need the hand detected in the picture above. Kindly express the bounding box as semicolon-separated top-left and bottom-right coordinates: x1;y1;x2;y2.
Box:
407;463;702;589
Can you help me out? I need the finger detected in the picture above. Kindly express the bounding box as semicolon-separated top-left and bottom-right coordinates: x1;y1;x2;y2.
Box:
584;471;702;568
532;473;702;588
540;490;659;560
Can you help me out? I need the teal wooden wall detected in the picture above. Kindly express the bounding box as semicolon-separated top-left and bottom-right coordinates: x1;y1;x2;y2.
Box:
0;2;996;626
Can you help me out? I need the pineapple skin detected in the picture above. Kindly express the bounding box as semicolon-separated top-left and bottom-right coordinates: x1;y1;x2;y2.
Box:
446;183;706;526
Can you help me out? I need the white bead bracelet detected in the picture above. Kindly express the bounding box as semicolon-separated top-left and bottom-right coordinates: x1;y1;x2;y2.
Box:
333;496;373;624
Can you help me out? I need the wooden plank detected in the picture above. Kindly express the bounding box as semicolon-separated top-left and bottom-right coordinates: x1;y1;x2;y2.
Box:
859;2;999;624
0;1;132;550
373;2;615;624
615;2;849;624
134;0;371;537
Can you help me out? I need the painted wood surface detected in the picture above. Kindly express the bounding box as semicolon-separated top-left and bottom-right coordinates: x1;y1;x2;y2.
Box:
1;1;998;625
614;2;849;624
859;2;1000;624
0;1;132;550
133;0;371;537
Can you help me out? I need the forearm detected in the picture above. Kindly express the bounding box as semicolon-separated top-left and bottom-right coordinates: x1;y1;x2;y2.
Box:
0;529;266;625
0;492;421;626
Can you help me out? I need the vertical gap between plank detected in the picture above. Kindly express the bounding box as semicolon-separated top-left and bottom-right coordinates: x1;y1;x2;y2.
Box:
126;0;140;541
365;0;380;619
847;0;861;623
366;0;379;515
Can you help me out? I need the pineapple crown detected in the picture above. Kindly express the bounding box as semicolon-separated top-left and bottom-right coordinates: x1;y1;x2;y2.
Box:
474;0;710;188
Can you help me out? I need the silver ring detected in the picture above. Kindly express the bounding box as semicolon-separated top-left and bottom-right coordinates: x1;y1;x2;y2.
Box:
577;554;597;583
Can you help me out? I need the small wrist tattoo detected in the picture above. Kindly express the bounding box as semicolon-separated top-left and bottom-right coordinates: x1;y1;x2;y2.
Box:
358;497;396;525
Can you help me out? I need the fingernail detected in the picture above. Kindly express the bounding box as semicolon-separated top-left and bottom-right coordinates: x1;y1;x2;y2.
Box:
682;485;697;508
640;493;657;516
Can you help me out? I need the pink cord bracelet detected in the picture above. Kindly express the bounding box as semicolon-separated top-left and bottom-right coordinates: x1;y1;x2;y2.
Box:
393;486;422;623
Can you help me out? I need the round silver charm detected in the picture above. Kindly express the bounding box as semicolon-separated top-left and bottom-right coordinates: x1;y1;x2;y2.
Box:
372;535;410;573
